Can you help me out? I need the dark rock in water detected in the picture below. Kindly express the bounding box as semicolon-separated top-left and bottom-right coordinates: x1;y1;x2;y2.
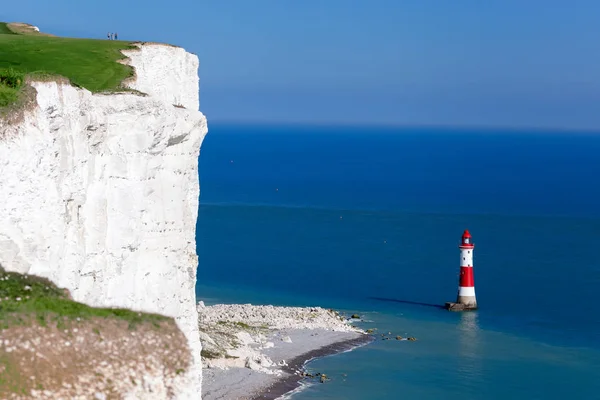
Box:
396;335;403;340
249;333;375;400
407;337;417;341
350;314;360;319
320;374;328;383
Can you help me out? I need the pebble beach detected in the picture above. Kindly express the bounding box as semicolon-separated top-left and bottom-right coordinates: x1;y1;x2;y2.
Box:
197;303;373;400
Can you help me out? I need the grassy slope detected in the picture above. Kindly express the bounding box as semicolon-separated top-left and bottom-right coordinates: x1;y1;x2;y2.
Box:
0;23;16;35
0;266;169;329
0;22;136;109
0;267;187;398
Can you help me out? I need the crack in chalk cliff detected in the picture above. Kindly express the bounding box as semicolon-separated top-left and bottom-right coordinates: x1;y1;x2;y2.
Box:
167;133;189;147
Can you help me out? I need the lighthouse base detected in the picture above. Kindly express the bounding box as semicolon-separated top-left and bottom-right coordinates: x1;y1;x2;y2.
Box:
444;302;478;312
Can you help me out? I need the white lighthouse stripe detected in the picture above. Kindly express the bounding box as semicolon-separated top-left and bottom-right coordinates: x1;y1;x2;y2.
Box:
458;286;476;296
460;249;473;267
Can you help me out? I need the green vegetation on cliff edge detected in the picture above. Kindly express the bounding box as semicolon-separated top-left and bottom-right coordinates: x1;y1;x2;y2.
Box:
0;266;169;329
0;23;16;35
0;22;136;108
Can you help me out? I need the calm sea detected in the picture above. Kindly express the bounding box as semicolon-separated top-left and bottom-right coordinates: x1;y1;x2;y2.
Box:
195;124;600;400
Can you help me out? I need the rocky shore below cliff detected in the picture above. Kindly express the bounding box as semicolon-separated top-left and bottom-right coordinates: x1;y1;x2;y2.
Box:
198;303;373;400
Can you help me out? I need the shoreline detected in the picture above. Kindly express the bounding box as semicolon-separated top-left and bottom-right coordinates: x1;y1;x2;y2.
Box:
198;303;373;400
251;334;374;400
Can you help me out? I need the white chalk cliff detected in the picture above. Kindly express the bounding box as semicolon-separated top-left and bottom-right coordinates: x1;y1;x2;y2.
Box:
0;43;207;398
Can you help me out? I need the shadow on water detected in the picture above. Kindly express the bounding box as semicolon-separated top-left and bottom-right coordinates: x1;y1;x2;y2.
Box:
367;296;445;310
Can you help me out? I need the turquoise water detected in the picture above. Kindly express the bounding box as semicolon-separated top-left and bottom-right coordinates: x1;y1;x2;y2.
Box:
196;124;600;399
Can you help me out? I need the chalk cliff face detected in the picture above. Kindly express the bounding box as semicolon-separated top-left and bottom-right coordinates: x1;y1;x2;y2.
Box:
0;43;207;398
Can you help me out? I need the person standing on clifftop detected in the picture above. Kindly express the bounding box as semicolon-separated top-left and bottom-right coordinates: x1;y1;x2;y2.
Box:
115;32;118;40
107;32;110;40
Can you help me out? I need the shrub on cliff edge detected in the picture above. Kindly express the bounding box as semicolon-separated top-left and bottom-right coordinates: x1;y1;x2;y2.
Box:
0;68;24;107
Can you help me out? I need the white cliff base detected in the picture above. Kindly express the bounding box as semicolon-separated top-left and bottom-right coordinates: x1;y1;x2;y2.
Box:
198;303;369;400
0;43;207;398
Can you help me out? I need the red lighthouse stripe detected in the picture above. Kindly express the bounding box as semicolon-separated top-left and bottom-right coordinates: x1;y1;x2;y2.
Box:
459;266;475;287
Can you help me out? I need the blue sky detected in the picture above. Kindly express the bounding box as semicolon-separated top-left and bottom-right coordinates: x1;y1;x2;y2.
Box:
3;1;600;130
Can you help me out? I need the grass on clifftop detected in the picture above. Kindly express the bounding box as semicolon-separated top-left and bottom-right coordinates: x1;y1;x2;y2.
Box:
0;23;17;35
0;266;169;330
0;22;136;108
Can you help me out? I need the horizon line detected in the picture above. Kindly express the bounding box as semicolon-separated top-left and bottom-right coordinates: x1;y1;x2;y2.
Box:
205;119;600;135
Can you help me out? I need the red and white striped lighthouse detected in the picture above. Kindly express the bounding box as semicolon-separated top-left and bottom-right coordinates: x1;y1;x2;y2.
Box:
456;229;477;309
